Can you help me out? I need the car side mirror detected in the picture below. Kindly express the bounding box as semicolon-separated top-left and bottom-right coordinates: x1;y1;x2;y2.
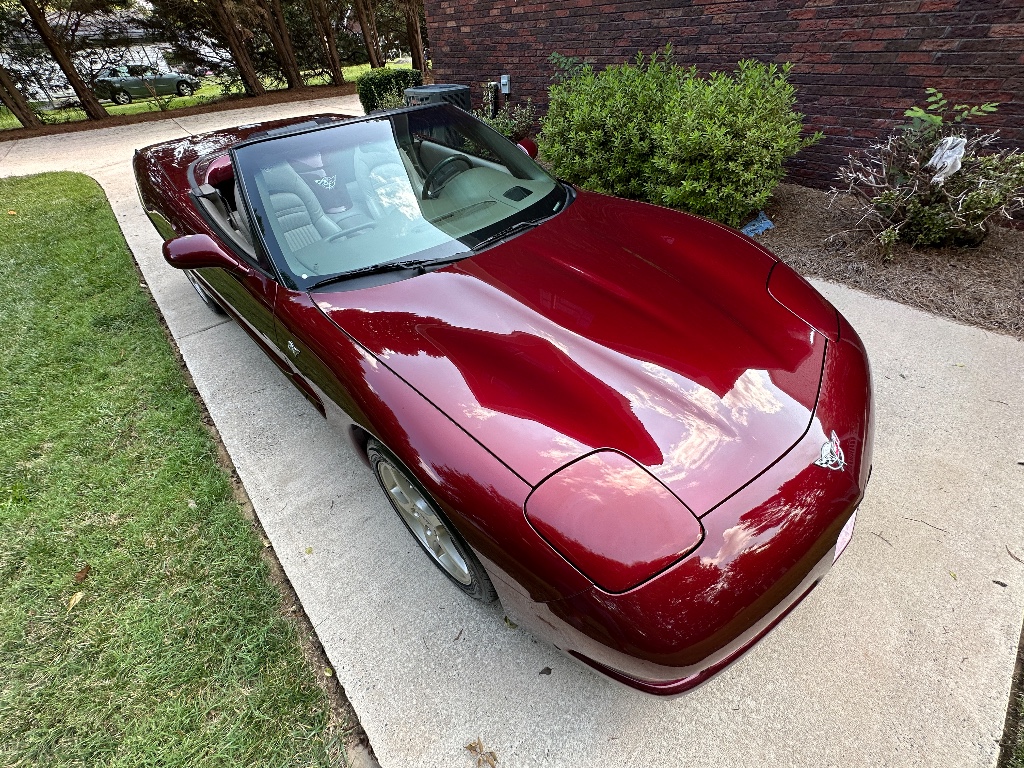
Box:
517;138;538;159
162;234;250;275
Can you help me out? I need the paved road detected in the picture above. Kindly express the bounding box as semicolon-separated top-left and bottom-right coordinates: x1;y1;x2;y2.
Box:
2;96;1023;768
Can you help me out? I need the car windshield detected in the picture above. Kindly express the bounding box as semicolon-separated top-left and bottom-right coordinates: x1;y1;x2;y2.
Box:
232;104;567;290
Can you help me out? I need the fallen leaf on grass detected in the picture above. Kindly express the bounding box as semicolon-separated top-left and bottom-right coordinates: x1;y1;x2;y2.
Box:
464;738;498;767
67;591;84;613
7;210;16;215
323;668;333;677
73;564;91;583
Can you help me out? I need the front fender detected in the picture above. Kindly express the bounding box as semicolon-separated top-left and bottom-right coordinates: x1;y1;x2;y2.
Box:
504;314;873;688
277;290;595;603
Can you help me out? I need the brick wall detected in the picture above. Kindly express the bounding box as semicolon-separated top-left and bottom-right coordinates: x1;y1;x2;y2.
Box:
424;0;1024;187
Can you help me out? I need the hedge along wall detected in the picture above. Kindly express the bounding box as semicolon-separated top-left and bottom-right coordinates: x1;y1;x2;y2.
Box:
423;0;1024;187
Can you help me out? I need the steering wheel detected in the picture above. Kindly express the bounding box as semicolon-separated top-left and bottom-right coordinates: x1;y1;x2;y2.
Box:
422;155;472;200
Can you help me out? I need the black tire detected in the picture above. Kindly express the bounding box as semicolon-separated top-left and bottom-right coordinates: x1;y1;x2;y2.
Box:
177;81;194;97
184;269;226;315
367;438;497;602
113;90;131;105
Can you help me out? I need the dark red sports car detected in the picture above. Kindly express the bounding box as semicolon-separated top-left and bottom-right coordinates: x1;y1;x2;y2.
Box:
134;104;873;695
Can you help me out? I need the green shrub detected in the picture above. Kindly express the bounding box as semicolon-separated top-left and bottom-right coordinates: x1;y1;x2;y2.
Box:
539;49;677;200
538;50;819;226
356;67;422;113
474;99;537;142
650;61;819;227
836;89;1024;251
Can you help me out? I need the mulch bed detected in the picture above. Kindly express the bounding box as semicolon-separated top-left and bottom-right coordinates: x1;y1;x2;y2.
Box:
760;183;1024;342
0;83;358;142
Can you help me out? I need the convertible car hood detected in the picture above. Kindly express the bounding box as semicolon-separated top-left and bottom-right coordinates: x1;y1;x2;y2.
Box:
316;193;826;514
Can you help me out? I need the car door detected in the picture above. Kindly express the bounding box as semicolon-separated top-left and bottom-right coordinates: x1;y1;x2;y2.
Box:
135;67;160;97
151;69;176;95
188;170;300;383
197;243;287;379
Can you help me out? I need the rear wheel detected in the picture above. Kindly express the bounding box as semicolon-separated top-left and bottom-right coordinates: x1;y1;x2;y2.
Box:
112;90;131;105
177;81;194;96
367;438;497;602
184;269;226;314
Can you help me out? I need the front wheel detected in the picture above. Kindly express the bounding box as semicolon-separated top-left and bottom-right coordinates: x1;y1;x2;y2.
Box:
367;439;497;602
177;81;194;96
113;90;132;105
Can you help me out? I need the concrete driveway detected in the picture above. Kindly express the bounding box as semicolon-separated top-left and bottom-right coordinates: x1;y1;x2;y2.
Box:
2;96;1022;768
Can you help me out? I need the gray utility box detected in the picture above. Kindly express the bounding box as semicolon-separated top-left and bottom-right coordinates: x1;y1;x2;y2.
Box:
404;84;471;111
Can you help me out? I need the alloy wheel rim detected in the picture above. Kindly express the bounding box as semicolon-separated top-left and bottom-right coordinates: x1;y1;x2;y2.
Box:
377;460;472;585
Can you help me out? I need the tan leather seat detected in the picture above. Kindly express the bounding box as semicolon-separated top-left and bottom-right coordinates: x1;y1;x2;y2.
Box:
259;162;342;253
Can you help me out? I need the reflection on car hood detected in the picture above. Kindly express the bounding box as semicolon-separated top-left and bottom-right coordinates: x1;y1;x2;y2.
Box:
316;192;826;513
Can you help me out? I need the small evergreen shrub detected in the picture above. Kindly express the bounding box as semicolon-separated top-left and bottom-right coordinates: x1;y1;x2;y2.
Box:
473;99;537;142
650;61;819;227
356;67;422;113
835;89;1024;250
539;49;677;200
538;49;819;226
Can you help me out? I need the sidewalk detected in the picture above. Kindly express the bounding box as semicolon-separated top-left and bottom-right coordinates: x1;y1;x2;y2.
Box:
2;96;1022;767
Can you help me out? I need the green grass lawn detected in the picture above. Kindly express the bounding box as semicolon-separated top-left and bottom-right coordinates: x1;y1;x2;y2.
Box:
0;172;341;766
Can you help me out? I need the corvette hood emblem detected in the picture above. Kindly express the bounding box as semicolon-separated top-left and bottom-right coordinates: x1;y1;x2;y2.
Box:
814;431;846;471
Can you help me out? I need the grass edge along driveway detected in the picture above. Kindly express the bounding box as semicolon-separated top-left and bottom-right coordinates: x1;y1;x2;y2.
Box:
0;172;343;767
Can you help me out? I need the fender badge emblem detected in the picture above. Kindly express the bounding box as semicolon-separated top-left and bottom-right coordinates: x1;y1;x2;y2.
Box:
814;431;846;471
287;340;300;357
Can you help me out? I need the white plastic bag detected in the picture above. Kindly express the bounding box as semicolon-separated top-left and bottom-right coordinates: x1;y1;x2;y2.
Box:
926;136;966;185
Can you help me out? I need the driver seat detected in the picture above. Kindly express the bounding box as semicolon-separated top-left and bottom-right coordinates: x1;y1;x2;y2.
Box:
353;143;423;220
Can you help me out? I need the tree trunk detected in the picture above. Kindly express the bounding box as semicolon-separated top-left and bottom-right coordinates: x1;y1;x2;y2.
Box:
19;0;108;120
405;0;425;74
0;63;43;128
306;0;344;85
353;0;383;68
258;0;303;89
208;0;266;96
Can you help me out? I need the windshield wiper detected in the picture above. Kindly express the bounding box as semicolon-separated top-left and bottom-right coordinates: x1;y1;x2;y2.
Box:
471;220;540;252
306;253;467;291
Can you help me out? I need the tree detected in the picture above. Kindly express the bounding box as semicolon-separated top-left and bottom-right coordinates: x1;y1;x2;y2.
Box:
305;0;343;84
397;0;424;73
204;0;265;95
144;0;262;94
0;60;41;126
250;0;302;88
352;0;382;68
18;0;108;118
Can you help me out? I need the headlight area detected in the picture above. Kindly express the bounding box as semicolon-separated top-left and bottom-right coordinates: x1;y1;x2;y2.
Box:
519;331;873;695
525;450;704;593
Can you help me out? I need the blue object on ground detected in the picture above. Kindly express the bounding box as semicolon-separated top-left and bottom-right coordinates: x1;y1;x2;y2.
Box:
740;210;774;237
